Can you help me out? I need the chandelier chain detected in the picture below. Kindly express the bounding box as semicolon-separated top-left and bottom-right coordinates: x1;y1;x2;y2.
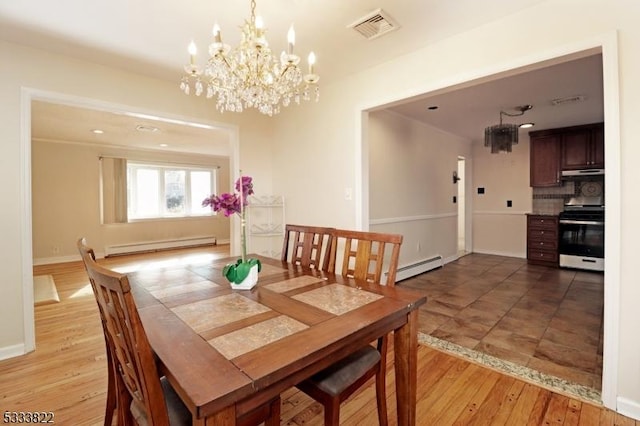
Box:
250;0;256;24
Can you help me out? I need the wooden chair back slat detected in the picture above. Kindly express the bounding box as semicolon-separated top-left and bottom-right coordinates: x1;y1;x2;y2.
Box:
281;224;334;270
328;229;402;286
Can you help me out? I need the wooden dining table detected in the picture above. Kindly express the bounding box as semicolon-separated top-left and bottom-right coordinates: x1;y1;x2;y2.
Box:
128;254;427;425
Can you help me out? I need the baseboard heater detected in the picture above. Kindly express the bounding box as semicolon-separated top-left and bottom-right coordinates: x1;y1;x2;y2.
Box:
394;255;443;282
104;236;216;257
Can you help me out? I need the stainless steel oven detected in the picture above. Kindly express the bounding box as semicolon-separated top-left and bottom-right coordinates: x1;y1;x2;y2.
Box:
558;196;604;272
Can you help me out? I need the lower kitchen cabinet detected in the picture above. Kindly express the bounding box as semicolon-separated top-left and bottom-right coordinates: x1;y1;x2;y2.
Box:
527;214;558;266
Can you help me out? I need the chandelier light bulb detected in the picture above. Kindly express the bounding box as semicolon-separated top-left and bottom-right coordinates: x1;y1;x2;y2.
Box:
212;23;222;43
308;52;316;74
254;15;266;46
287;25;295;54
188;40;197;64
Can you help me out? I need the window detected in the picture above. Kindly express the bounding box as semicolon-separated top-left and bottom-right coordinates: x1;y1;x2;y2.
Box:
127;162;217;220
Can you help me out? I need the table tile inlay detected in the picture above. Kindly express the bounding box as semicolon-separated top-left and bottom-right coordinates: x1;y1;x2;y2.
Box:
257;263;289;277
133;268;209;287
148;280;220;299
208;315;309;359
293;283;383;315
171;293;271;333
264;275;326;293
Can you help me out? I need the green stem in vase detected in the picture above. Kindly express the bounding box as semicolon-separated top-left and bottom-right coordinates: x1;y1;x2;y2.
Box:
241;212;247;263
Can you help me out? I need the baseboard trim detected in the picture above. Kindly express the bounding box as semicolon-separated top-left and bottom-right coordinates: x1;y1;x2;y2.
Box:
395;255;443;281
33;239;226;265
472;249;526;259
33;254;82;266
617;397;640;421
0;343;27;361
105;236;216;256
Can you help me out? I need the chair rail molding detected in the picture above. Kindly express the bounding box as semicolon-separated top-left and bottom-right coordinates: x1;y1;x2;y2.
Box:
370;213;456;226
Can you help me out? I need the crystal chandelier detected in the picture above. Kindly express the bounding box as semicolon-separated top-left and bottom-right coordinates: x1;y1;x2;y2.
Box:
484;105;532;153
180;0;320;116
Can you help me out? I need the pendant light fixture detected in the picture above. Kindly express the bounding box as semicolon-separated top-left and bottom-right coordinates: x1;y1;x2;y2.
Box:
484;105;533;153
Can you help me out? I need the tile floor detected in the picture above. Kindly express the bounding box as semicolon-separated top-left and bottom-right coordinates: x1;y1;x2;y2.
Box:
398;253;604;391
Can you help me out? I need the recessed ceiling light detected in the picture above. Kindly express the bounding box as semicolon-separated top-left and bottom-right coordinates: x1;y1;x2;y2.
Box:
159;144;169;147
91;129;104;134
519;122;535;129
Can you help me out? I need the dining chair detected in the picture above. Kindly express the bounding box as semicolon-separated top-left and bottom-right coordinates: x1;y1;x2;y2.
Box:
281;224;334;270
77;238;117;426
296;229;403;426
78;238;282;426
78;238;192;425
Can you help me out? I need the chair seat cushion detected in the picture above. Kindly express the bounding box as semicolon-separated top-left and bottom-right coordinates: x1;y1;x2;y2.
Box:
161;377;192;425
130;377;192;426
304;345;381;397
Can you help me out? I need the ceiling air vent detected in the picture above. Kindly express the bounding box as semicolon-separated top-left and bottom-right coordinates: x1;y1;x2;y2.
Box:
135;124;160;133
348;9;399;40
550;95;587;106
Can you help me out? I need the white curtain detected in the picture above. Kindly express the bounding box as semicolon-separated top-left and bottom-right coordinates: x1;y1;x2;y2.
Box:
113;158;127;223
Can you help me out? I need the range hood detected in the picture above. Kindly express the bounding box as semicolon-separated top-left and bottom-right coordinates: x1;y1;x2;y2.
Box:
561;169;604;177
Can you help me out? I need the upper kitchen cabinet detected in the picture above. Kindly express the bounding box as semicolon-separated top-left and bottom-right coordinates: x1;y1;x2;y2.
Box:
529;122;604;187
561;123;604;170
530;131;561;187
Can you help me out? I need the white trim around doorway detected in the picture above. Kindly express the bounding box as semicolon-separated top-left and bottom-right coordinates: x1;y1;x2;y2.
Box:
19;88;239;355
355;31;621;410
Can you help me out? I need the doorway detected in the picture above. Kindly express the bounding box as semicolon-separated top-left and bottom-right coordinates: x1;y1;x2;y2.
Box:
24;92;239;351
359;39;620;408
457;156;466;256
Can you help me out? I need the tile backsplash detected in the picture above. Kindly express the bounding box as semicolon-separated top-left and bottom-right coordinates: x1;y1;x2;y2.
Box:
532;177;604;214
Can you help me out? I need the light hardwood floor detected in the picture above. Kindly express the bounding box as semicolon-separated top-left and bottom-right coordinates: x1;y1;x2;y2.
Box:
1;246;635;425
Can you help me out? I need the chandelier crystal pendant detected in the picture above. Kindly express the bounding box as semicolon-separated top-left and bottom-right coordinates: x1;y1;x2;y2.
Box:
180;0;320;116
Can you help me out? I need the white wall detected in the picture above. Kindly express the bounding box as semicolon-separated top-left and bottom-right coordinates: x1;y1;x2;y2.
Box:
368;110;472;267
471;134;532;257
1;0;640;418
0;39;274;358
269;0;640;416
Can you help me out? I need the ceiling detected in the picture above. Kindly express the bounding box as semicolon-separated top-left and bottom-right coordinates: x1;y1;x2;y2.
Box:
387;53;604;144
1;0;603;154
30;102;234;156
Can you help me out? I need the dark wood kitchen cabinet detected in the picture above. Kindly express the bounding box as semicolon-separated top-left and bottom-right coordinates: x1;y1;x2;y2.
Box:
561;123;604;170
527;215;558;266
529;132;561;187
529;122;604;187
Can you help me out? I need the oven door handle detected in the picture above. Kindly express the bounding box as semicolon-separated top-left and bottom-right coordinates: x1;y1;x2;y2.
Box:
559;219;604;226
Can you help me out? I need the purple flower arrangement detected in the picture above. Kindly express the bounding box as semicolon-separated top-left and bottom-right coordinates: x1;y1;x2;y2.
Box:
202;175;261;285
202;175;254;217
